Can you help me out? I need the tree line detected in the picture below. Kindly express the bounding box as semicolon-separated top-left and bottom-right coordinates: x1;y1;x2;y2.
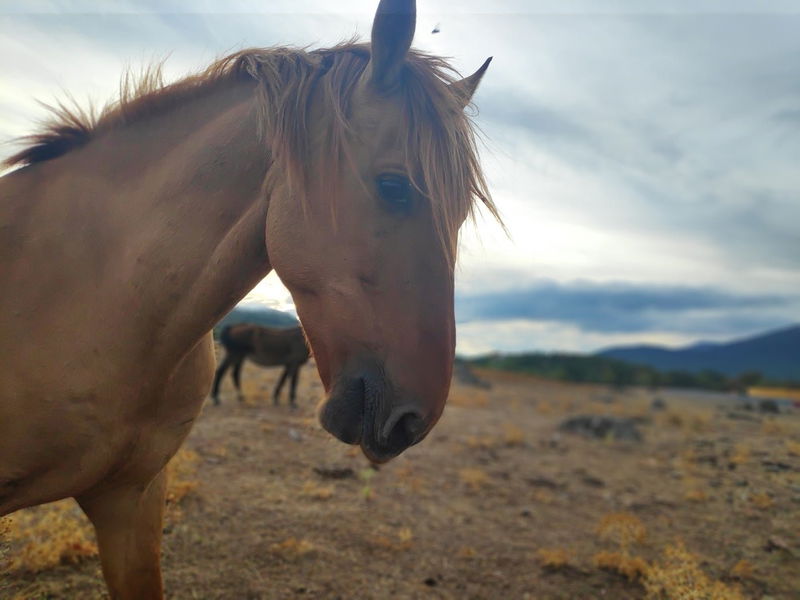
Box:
466;352;797;392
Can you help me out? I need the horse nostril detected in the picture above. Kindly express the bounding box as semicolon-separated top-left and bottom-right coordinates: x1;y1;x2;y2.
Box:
384;411;427;454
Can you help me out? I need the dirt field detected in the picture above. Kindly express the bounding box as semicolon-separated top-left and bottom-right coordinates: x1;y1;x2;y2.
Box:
2;357;799;599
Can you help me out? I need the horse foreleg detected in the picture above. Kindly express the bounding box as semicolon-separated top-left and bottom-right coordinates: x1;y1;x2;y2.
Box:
211;353;233;405
232;357;245;402
289;365;301;408
274;366;290;406
77;469;167;600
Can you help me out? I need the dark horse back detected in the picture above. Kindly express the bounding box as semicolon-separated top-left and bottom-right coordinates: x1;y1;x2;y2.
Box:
219;324;255;355
212;323;309;405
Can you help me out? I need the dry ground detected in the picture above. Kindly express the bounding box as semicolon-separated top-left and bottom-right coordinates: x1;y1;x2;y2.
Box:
2;357;799;599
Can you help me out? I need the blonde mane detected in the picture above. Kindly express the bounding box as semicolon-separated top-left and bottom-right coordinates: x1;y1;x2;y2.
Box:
5;42;499;262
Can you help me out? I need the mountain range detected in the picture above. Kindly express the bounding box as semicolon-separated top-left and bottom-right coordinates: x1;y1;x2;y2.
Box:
214;305;299;335
598;324;800;381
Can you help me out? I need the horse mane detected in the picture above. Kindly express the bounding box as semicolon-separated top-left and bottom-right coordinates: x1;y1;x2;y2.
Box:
5;42;499;262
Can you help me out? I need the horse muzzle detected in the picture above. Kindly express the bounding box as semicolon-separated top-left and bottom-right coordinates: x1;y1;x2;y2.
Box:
318;363;430;463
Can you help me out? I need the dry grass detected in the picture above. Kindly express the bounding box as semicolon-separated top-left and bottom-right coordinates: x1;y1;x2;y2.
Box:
457;545;477;559
596;513;647;547
448;387;489;408
268;537;316;561
4;447;199;575
593;513;649;581
4;500;98;573
535;547;573;570
464;435;496;450
502;423;526;446
370;527;414;552
1;516;14;574
761;419;786;435
4;364;799;598
459;467;489;491
593;550;650;580
683;478;710;503
164;447;200;521
786;440;800;456
643;542;746;600
728;559;755;580
749;492;774;510
729;443;750;466
301;481;334;500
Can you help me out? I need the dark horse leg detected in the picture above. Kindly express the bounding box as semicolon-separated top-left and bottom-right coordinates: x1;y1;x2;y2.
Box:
273;366;290;406
211;353;234;406
231;357;245;402
289;365;301;408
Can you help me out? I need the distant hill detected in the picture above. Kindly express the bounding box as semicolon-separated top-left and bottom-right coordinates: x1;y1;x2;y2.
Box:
598;324;800;381
213;305;298;337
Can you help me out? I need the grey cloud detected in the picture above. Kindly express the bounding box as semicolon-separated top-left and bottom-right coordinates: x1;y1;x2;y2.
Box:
456;280;799;336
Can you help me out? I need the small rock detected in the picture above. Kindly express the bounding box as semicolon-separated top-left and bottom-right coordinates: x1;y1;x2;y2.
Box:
651;397;667;411
312;466;356;480
525;477;560;489
726;411;761;422
758;399;780;414
582;475;605;488
761;461;792;473
764;536;793;554
558;415;643;442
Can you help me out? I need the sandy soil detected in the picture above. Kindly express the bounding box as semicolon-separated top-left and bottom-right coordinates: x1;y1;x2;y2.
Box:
2;359;799;599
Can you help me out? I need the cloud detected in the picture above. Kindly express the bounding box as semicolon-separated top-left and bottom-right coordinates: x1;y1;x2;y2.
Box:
2;3;798;354
456;280;799;336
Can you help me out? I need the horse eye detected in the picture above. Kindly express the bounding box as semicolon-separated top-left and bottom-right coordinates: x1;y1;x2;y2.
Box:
376;174;413;212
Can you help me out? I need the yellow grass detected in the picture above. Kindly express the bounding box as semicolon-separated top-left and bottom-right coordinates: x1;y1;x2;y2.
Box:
465;435;496;450
369;527;414;551
535;547;573;570
750;492;773;509
5;447;199;573
503;424;526;446
786;440;800;457
761;419;785;435
747;387;800;401
269;537;316;560
457;546;477;558
729;559;755;580
596;513;647;547
448;388;489;408
643;542;745;600
301;481;334;500
4;500;97;573
684;488;709;503
729;444;750;466
459;468;489;491
593;550;649;580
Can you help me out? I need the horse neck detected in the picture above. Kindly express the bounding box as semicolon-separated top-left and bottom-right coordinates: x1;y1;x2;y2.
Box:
53;81;272;365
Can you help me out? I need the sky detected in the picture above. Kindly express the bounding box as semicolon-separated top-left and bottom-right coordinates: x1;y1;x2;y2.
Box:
1;1;798;355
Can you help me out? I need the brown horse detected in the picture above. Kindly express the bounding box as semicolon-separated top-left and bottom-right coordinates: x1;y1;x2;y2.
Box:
0;0;497;597
211;324;310;406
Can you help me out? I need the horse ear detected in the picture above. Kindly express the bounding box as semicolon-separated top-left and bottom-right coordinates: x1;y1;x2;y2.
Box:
449;57;492;108
368;0;416;92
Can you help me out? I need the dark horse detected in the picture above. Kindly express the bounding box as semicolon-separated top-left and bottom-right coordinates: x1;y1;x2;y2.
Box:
211;324;310;406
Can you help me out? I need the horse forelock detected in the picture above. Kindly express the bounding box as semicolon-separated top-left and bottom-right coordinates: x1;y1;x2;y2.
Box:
4;42;499;263
253;43;499;266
